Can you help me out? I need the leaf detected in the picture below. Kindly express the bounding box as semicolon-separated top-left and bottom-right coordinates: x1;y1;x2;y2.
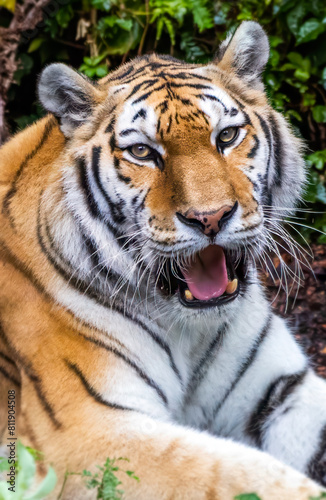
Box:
302;92;316;107
55;5;74;30
91;0;111;10
269;49;280;67
0;457;9;472
95;65;109;77
307;150;326;170
286;109;302;121
115;18;133;31
316;181;326;204
294;68;310;81
163;17;176;45
0;481;12;500
269;35;284;48
28;38;45;53
234;494;262;500
296;18;326;45
312;105;326;123
24;466;57;500
190;0;213;32
286;2;307;36
16;441;36;495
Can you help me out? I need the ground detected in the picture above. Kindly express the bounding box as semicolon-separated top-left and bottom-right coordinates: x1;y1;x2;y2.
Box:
265;244;326;378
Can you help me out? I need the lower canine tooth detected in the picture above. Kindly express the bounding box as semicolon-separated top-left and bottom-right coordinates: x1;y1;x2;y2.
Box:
226;278;238;295
185;289;194;300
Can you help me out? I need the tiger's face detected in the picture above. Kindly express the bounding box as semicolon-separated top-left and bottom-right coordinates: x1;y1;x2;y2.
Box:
39;22;305;313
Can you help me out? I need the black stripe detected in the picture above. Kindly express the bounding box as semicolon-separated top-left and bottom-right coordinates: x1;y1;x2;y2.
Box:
78;156;101;219
166;115;172;134
2;117;56;228
0;351;16;366
77;154;127;246
110;65;134;81
156;117;161;133
105;117;116;134
247;135;260;159
211;315;272;420
132;89;156;105
126;79;160;100
0;365;21;387
167;72;212;82
0;237;53;301
254;113;272;204
91;146;126;226
109;132;116;153
38;206;120;299
119;128;138;137
0;323;61;429
36;205;181;384
80;333;168;405
247;369;307;447
155;100;168;113
44;210;121;285
199;94;228;113
186;324;226;397
132;108;147;122
65;360;137;412
269;113;283;187
169;82;212;90
308;424;326;486
117;172;131;184
0;237;121;339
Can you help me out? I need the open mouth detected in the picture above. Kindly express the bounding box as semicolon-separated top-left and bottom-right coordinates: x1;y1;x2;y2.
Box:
157;245;247;309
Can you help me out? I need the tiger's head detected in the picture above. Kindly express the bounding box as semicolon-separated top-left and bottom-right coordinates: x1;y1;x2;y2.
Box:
38;21;305;315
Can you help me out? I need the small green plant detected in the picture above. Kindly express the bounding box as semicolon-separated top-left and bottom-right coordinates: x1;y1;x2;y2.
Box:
234;494;262;500
235;493;326;500
0;441;57;499
0;443;139;500
59;457;139;500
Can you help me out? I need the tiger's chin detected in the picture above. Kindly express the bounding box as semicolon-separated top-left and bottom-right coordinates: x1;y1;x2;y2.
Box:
157;245;248;309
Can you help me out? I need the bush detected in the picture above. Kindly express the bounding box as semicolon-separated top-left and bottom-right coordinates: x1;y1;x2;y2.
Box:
1;0;325;242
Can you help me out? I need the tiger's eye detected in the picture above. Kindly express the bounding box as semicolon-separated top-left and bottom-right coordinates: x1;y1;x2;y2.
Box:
218;127;238;144
130;144;151;158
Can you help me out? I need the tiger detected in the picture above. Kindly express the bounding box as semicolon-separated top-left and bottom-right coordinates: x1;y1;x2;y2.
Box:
0;20;326;499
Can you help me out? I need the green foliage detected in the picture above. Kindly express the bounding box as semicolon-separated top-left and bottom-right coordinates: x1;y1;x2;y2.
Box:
2;0;326;242
234;494;262;500
0;443;138;500
60;457;139;500
234;493;326;500
0;442;57;500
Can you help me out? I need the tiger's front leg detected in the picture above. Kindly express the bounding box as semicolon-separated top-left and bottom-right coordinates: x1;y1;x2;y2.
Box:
29;400;323;500
200;311;326;487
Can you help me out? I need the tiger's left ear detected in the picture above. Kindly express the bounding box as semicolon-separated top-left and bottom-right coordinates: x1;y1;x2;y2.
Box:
38;63;99;137
216;21;269;91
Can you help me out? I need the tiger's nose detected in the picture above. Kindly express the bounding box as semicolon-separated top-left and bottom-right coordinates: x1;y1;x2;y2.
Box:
176;202;238;237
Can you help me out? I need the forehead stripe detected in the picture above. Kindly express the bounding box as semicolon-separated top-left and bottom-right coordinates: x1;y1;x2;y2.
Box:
132;109;147;122
126;79;160;100
199;93;229;113
120;128;138;137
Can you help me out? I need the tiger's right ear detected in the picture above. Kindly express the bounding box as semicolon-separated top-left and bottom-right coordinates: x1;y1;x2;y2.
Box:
38;63;98;137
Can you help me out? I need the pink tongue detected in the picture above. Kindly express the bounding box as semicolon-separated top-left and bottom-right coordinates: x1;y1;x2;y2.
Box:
183;245;228;301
